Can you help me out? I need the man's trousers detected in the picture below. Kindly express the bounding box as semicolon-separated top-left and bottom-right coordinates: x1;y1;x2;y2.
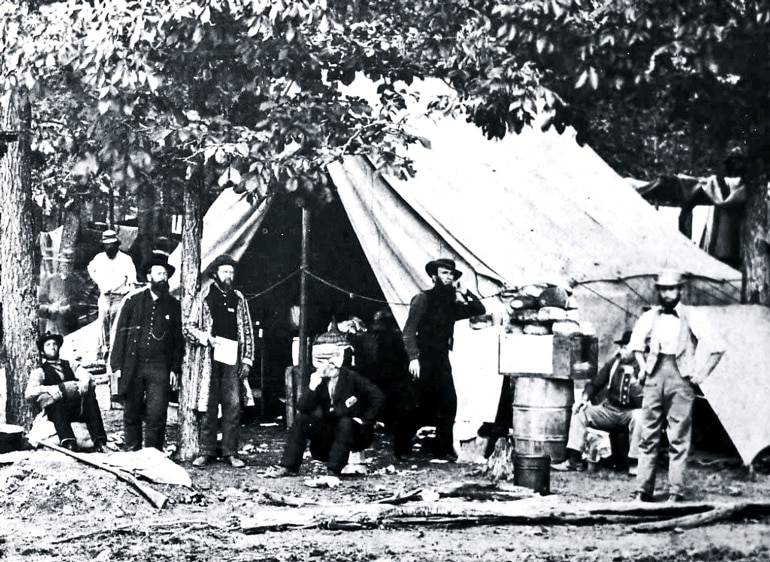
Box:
566;402;643;460
46;387;107;447
636;355;695;497
416;353;456;457
280;412;374;474
122;359;170;451
199;361;241;457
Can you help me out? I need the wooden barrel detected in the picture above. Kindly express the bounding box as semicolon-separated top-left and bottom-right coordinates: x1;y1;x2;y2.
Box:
512;376;574;462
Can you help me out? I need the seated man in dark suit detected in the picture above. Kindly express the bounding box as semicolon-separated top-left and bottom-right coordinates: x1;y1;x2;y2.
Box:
25;332;108;452
266;329;384;477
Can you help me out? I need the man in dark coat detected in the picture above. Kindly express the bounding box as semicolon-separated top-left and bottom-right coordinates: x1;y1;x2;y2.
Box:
25;332;108;452
266;330;384;477
402;258;486;461
110;254;184;451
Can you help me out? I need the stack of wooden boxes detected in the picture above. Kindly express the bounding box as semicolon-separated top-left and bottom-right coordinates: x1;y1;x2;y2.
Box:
498;283;598;463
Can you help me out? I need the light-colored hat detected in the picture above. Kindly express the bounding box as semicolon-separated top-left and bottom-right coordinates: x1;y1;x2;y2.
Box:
101;229;119;244
655;268;685;287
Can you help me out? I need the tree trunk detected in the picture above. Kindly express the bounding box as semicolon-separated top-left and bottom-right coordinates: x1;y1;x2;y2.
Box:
740;177;770;304
134;184;156;266
177;179;203;461
0;90;40;427
39;199;80;335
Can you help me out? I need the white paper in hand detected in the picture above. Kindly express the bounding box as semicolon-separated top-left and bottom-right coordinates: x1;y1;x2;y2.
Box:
213;337;238;365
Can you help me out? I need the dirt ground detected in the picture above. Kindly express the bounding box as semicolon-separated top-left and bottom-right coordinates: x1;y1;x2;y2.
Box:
1;406;769;562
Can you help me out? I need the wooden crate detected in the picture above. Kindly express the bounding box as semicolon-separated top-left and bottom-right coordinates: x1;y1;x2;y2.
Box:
498;333;597;380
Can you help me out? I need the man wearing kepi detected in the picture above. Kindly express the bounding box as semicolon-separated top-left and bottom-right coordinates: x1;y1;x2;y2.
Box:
87;229;137;359
110;254;184;451
184;254;255;468
629;269;725;502
25;332;108;453
266;330;384;477
402;258;486;461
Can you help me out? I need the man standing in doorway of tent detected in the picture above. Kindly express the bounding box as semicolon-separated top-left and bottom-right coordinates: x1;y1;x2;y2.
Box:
87;229;137;360
629;269;725;502
184;254;255;468
402;258;486;461
110;253;184;451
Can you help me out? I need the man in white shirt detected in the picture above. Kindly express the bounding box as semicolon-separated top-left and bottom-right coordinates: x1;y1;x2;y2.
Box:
628;269;725;502
87;229;137;359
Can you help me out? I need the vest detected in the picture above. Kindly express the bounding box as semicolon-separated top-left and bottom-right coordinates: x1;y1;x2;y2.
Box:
41;360;77;385
645;307;698;377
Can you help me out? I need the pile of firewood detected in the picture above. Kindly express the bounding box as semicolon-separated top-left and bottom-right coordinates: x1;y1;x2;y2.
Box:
502;283;581;336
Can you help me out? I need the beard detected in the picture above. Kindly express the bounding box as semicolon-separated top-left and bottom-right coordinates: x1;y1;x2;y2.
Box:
216;277;234;295
105;246;119;259
151;279;169;296
658;294;680;311
434;280;456;299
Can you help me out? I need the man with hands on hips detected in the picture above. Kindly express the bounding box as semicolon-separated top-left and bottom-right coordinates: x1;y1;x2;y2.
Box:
403;258;486;461
629;269;725;502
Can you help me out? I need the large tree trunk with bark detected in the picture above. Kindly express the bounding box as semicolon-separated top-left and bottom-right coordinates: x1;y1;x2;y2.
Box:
177;179;203;461
741;176;770;304
38;199;80;335
0;90;40;426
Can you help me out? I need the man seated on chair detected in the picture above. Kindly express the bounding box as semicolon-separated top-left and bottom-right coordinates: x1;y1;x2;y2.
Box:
25;332;109;453
265;329;384;477
552;330;643;475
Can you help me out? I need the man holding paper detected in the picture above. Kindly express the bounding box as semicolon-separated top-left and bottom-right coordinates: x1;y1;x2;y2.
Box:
184;254;255;468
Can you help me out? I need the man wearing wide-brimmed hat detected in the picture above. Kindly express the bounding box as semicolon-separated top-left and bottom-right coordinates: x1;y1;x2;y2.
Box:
628;269;725;502
87;229;138;359
25;332;108;452
184;254;255;468
402;258;486;461
552;330;643;475
110;253;184;452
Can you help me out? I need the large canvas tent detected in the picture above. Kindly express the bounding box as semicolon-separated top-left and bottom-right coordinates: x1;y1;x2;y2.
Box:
64;81;768;465
160;80;770;465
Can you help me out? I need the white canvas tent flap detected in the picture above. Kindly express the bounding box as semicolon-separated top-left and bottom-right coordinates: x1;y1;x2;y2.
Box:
695;305;770;465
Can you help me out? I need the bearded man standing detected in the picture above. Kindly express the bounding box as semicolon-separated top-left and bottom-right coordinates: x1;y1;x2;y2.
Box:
402;258;486;461
110;254;184;451
184;254;255;468
629;269;725;502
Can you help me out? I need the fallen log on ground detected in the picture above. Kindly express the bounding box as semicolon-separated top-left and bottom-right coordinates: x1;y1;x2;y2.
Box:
240;497;770;534
632;502;770;533
377;481;535;505
38;441;168;509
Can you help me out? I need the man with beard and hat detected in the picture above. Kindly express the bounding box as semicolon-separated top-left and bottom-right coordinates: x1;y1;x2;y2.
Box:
265;329;384;478
110;253;184;451
628;269;725;503
87;229;137;360
184;254;255;468
25;332;109;452
551;330;644;475
402;258;486;461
